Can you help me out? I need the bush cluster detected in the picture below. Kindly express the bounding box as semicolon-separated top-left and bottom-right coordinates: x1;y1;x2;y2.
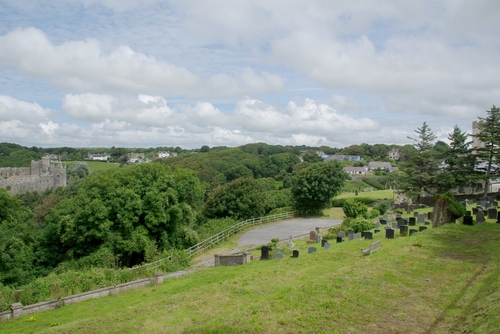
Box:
342;198;368;218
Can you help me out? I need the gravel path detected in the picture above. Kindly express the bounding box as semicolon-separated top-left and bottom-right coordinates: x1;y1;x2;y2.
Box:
237;218;342;247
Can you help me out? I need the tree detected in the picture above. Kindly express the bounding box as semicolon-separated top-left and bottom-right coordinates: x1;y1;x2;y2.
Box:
402;122;439;202
66;162;91;183
203;177;269;221
472;106;500;197
303;150;323;163
438;125;477;193
291;161;348;215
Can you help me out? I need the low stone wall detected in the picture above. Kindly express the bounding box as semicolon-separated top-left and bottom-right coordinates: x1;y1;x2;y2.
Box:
0;274;164;321
214;252;251;266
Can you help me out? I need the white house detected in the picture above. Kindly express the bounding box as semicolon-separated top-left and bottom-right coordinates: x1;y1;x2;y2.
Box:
88;154;110;161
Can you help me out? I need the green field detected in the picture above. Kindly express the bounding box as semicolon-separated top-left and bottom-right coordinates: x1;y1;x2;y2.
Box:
3;222;500;333
65;160;120;172
335;189;395;200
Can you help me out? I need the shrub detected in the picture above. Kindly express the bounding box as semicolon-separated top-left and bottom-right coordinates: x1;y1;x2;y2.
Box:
362;177;385;190
351;218;376;233
374;200;389;214
342;199;368;218
369;208;380;219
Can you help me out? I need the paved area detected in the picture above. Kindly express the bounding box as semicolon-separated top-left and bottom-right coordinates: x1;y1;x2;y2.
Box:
237;218;342;247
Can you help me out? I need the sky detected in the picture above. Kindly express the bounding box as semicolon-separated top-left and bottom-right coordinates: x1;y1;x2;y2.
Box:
0;0;499;149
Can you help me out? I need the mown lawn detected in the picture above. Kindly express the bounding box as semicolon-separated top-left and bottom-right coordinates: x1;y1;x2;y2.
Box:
335;189;395;200
65;160;120;172
3;222;500;333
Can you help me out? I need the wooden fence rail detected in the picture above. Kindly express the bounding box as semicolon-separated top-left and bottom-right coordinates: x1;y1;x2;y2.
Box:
130;211;297;271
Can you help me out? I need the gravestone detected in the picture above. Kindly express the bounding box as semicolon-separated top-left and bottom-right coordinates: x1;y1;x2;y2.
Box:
414;211;419;217
396;213;402;219
316;233;323;244
386;229;394;239
417;214;425;223
497;212;500;224
309;230;317;241
348;229;354;235
419;226;428;232
380;219;387;225
308;247;317;254
463;215;473;226
321;239;328;247
425;221;430;225
472;207;478;215
274;253;284;259
374;229;380;233
348;233;354;241
388;215;394;222
336;236;343;243
383;214;389;221
488;208;497;219
466;211;471;216
261;246;271;260
364;232;373;240
397;219;405;228
353;233;361;240
338;231;345;239
478;200;487;208
476;209;485;224
409;229;418;236
323;242;331;250
287;235;295;248
384;225;391;230
291;250;299;258
409;217;416;226
427;212;432;220
376;222;381;229
400;225;408;236
392;222;398;229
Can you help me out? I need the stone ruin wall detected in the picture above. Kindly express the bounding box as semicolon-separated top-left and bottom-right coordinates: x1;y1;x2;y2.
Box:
0;157;66;195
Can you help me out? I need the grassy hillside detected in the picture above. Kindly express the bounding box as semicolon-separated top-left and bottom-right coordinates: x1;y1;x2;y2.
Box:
2;223;500;333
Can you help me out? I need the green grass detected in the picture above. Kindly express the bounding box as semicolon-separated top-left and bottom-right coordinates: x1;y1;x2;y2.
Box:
3;222;500;333
335;189;395;200
65;160;120;172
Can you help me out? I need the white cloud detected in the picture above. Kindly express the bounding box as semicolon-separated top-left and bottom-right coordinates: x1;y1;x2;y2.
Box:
0;28;283;98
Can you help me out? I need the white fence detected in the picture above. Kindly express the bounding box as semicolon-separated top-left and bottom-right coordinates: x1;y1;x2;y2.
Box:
130;211;298;272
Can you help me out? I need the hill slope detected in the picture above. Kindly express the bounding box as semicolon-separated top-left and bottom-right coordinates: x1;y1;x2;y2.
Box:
2;223;500;333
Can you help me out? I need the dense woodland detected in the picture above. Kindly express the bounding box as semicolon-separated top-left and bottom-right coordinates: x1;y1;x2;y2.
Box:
1;106;499;292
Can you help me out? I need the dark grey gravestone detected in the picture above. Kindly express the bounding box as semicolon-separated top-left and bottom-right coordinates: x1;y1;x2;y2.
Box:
348;229;354;235
392;222;398;229
400;225;408;235
338;231;345;238
374;229;380;233
353;233;361;240
428;212;432;220
380;219;387;225
308;247;317;254
386;229;394;239
476;210;485;224
321;239;327;247
261;246;271;260
419;226;428;232
472;207;478;215
425;221;430;225
414;211;419;217
409;229;418;236
396;213;402;219
336;236;343;243
466;211;471;216
397;218;405;227
417;214;425;223
323;242;331;250
291;250;299;258
364;232;373;240
274;253;284;259
488;208;497;219
409;217;416;226
463;215;473;226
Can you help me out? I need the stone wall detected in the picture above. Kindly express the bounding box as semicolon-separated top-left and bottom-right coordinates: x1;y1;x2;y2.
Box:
0;273;164;321
0;157;66;195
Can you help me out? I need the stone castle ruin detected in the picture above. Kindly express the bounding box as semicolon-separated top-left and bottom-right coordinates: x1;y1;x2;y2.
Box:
0;156;66;195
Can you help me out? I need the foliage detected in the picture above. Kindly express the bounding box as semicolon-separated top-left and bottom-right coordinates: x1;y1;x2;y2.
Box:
373;200;389;215
330;197;377;207
342;198;368;218
66;162;90;183
362;176;385;190
401;122;440;200
472;106;500;196
194;218;237;241
302;150;323;163
369;208;380;219
0;142;41;167
203;177;269;221
432;191;466;227
40;164;204;268
349;217;376;233
291;161;348;215
0;189;38;286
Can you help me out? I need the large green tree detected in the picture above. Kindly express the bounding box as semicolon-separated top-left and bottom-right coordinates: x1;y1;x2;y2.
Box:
40;163;204;268
291;161;348;215
472;106;500;197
